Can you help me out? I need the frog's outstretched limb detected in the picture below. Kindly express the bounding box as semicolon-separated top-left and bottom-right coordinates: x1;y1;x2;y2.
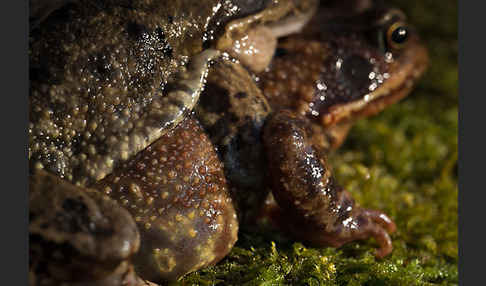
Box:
156;49;221;132
263;110;396;258
82;49;220;183
125;48;221;159
216;0;318;73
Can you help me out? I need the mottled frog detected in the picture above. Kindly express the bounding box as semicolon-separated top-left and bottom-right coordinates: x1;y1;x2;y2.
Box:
29;0;427;285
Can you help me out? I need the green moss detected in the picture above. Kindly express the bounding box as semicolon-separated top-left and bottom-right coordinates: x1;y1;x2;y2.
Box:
180;0;458;284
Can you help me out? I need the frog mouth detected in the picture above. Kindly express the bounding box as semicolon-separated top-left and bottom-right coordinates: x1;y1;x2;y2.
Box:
320;38;429;126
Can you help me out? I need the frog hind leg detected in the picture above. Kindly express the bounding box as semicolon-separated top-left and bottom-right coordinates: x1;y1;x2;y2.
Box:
263;110;396;258
94;117;238;282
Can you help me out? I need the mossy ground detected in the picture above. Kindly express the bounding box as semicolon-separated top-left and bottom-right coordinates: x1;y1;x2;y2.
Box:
181;0;458;285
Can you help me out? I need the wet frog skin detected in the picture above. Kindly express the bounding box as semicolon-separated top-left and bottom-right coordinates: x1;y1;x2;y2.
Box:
29;0;228;283
196;0;428;263
29;0;317;284
29;0;427;285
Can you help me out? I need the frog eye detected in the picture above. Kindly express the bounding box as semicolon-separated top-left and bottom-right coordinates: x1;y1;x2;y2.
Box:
386;22;409;50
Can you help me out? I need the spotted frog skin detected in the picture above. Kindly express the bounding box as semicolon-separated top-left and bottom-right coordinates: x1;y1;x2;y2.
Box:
29;0;428;285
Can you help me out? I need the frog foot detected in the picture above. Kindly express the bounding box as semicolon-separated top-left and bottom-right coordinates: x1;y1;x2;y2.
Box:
352;208;396;258
264;109;396;258
309;187;397;258
29;170;141;285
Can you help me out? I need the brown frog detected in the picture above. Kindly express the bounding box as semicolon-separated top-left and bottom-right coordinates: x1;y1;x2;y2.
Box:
196;1;428;259
29;0;428;285
29;0;318;284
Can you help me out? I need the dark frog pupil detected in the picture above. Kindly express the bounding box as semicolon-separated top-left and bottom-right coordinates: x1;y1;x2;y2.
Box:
391;26;408;44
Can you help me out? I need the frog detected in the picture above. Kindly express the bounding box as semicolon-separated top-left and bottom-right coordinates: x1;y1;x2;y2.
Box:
196;0;428;259
29;0;428;285
29;0;320;284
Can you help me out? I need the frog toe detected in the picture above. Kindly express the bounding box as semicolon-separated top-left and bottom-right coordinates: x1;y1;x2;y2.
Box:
340;209;394;258
362;209;397;234
368;223;393;259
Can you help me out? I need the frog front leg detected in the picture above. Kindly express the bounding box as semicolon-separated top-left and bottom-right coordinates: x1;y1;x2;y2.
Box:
216;0;318;73
263;110;396;258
